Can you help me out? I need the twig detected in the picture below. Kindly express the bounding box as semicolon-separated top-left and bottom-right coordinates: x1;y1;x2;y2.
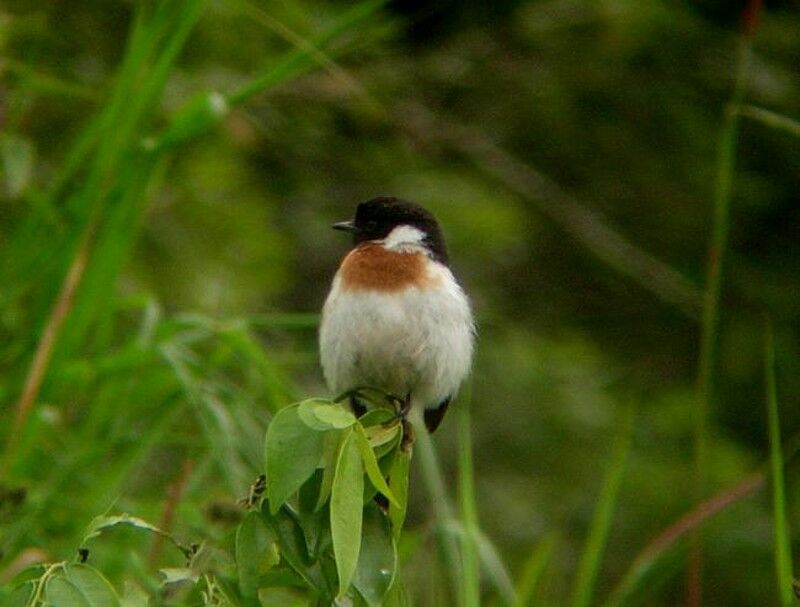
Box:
606;473;764;607
1;228;93;476
398;102;702;318
738;105;800;139
148;458;194;569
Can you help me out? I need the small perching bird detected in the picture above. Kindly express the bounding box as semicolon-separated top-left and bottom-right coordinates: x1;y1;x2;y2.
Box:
319;197;475;436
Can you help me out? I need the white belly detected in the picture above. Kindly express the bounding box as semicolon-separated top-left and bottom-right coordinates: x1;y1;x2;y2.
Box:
319;264;474;409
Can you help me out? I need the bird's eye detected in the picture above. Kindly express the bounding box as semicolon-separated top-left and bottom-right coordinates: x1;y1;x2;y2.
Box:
364;220;378;232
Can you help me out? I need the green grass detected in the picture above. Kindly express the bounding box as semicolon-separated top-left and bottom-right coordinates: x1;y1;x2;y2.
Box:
690;22;756;604
765;318;794;607
570;405;634;607
2;1;798;605
457;398;481;607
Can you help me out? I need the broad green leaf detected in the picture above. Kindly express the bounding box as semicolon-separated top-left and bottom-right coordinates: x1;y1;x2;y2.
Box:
46;576;88;607
297;398;339;430
236;511;279;604
353;504;398;606
259;567;306;589
314;404;357;428
120;582;149;607
265;404;326;513
45;564;121;607
297;472;327;560
315;431;343;512
365;420;402;456
258;587;307;607
2;583;33;607
357;408;396;427
388;450;411;541
354;424;398;507
375;427;402;461
298;400;356;431
261;503;325;593
331;429;364;597
159;568;199;586
83;513;166;543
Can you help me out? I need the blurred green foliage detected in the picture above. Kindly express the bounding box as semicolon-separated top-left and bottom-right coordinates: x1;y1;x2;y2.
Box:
1;0;800;605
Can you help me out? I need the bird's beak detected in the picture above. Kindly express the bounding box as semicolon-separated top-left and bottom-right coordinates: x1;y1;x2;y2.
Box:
331;221;358;233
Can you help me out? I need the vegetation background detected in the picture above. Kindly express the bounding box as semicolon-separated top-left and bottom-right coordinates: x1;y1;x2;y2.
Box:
1;0;799;604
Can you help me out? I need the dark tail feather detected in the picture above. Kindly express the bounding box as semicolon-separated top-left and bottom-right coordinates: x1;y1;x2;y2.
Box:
423;397;451;433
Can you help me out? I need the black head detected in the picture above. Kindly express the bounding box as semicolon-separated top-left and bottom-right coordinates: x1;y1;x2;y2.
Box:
333;197;450;265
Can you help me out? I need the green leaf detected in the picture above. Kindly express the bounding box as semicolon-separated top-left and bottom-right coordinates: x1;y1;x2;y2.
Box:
236;511;279;604
148;91;229;152
315;431;343;512
570;406;634;607
260;503;326;593
331;429;364;597
159;568;199;586
514;534;558;607
365;420;402;458
382;578;412;607
358;409;396;427
258;587;307;607
46;576;88;607
353;504;398;606
354;424;399;507
2;583;33;607
266;404;326;514
765;319;794;607
388;450;410;541
45;564;121;607
297;471;327;560
259;567;306;589
120;582;149;607
298;400;356;431
82;513;166;543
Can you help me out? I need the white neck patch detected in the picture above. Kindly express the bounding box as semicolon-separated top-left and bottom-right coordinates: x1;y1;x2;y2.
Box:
383;224;426;251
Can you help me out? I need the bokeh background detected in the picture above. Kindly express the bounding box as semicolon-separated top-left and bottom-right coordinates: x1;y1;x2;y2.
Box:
2;0;800;605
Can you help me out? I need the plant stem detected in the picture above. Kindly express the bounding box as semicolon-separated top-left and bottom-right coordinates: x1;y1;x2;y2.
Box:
570;404;634;607
458;402;481;607
765;319;794;607
689;16;756;603
0;225;93;476
413;414;463;603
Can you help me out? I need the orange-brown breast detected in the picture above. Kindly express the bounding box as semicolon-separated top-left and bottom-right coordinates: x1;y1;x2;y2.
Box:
339;244;433;292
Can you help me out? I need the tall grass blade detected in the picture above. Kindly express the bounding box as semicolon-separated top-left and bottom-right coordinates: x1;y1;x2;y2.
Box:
414;415;462;603
457;401;480;607
739;105;800;139
570;405;634;607
514;534;557;607
690;13;757;600
475;526;516;605
765;318;794;607
227;0;385;106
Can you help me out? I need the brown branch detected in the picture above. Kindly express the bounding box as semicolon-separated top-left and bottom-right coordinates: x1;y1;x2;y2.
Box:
148;458;194;569
1;230;93;476
608;472;765;606
644;472;763;565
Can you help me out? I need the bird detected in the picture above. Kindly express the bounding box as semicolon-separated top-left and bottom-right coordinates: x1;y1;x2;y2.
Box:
319;197;475;437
